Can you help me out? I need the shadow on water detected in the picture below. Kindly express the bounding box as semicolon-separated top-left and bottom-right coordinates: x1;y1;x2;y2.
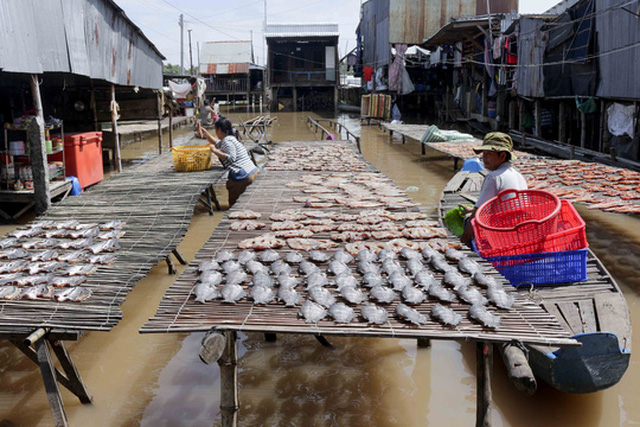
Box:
1;108;640;426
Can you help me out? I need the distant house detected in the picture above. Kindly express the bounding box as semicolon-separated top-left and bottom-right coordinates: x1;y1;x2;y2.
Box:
199;40;264;104
265;23;339;112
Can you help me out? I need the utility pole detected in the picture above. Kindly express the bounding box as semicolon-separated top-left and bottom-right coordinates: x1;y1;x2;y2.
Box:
197;41;200;77
188;29;193;76
179;14;184;75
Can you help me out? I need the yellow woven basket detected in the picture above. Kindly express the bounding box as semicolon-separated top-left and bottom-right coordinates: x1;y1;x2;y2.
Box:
171;145;212;172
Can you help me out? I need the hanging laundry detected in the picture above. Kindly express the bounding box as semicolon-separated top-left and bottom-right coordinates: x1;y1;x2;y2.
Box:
363;66;374;82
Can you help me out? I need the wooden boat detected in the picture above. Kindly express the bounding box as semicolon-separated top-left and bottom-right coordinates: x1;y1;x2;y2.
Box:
439;170;632;393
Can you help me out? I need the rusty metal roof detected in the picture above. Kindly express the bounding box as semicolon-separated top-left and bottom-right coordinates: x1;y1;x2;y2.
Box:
199;41;255;75
264;22;339;38
0;0;164;89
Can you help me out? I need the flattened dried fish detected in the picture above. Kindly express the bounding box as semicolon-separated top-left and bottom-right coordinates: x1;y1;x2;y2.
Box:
444;248;466;262
430;304;462;326
0;248;29;259
472;272;499;288
360;304;388;325
298;261;319;276
61;264;97;276
193;281;220;303
340;285;367;304
370;285;395;304
328;302;356;323
401;285;426;305
431;256;453;273
414;271;437;289
246;260;269;275
332;249;353;264
406;258;425;277
55;220;80;229
44;229;67;238
356;249;376;262
198;260;221;273
50;276;87;288
309;250;330;262
278;286;301;307
237;250;256;264
487;286;515;309
15;275;52;286
443;271;471;291
88;254;117;265
357;260;379;275
421;247;440;262
222;260;242;274
0;260;27;274
400;248;421;260
9;227;42;239
427;282;456;303
395;303;428;325
22;239;57;250
328;260;351;276
469;304;501;328
308;286;335;308
75;223;100;231
57;250;88;263
389;271;411;291
270;260;292;276
284;251;304;264
96;229;125;240
277;273;299;288
250;285;275;305
258;250;280;263
199;270;223;286
226;270;248;286
299;300;327;323
362;272;385;287
31;249;59;262
66;228;100;239
307;272;328;289
87;239;120;254
377;249;397;262
26;261;66;275
20;285;46;300
252;271;274;288
215;250;235;263
0;273;23;285
458;258;481;275
53;286;92;302
457;286;487;306
0;285;21;300
29;220;56;229
0;238;19;249
58;238;93;250
100;220;124;230
220;283;246;304
334;273;358;290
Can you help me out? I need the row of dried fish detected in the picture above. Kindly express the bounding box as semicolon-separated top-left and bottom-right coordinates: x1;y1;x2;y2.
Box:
0;284;91;302
0;238;122;255
0;248;117;264
0;261;98;276
265;146;369;172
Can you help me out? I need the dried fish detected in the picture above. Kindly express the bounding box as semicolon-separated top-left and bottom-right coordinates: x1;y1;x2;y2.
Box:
307;272;329;289
299;300;327;323
245;260;268;275
363;272;385;287
20;285;46;300
400;248;421;260
328;260;351;276
278;286;301;307
53;286;92;302
87;239;120;254
421;247;440;262
443;271;471;291
430;304;462;327
215;250;235;263
328;302;356;324
250;285;275;305
487;286;515;309
100;220;124;230
309;250;331;262
360;304;388;325
377;249;397;262
298;261;319;276
406;258;425;277
57;250;88;263
75;223;100;231
58;238;93;250
0;285;21;300
401;285;427;305
220;283;246;304
199;270;223;286
334;273;358;290
258;250;280;263
284;251;304;264
370;285;396;304
389;271;412;291
382;259;402;276
444;248;466;262
356;249;377;262
22;239;59;250
469;304;501;328
457;286;488;306
29;220;56;229
427;282;456;303
193;282;219;303
0;238;19;249
50;276;87;288
270;260;292;276
198;260;221;273
66;228;100;239
0;248;29;260
458;258;481;275
222;260;242;274
9;227;42;239
472;272;499;289
15;275;52;286
332;249;353;264
96;229;125;240
226;270;248;286
0;260;27;274
357;260;379;275
55;220;80;229
0;273;23;285
31;249;59;262
61;264;97;276
44;229;67;238
431;256;453;273
414;271;437;289
237;250;256;265
87;254;117;265
308;286;335;308
277;273;299;288
339;285;368;304
252;271;274;288
26;261;66;275
395;303;428;325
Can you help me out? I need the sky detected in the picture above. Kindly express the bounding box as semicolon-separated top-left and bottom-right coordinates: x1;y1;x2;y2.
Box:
116;0;563;67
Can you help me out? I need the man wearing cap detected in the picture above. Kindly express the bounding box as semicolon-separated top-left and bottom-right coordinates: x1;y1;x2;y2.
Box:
460;132;527;246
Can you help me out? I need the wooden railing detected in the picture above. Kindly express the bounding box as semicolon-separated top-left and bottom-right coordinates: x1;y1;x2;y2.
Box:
306;117;361;153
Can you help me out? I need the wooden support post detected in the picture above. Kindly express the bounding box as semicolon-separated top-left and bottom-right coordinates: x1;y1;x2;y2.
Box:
11;340;76;395
417;338;431;348
580;111;586;149
157;93;163;154
199;329;227;364
264;333;277;342
293;87;297;112
559;101;566;143
534;99;542;138
169;107;174;148
166;255;176;275
219;331;238;427
314;335;332;347
500;342;536;395
50;340;93;403
421;143;426;155
518;99;525;133
111;84;123;173
172;248;187;265
476;342;493;427
36;340;68;427
599;100;606;153
90;81;98;131
508;100;516;130
29;75;51;215
24;327;49;347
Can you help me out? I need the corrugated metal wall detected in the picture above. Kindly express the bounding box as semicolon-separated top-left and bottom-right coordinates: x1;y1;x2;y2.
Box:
595;0;640;99
0;0;163;89
517;18;546;98
361;0;391;67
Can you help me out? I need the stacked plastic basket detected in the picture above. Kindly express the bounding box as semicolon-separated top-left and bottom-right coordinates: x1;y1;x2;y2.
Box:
472;189;588;286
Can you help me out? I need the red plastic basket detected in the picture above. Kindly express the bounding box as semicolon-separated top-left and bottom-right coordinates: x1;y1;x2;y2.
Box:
475;200;587;257
473;189;561;250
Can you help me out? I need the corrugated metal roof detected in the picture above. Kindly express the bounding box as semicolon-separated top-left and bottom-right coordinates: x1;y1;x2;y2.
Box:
264;22;339;38
0;0;164;89
199;41;254;75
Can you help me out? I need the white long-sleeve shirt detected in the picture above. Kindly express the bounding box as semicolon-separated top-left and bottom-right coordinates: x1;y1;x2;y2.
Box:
475;162;528;208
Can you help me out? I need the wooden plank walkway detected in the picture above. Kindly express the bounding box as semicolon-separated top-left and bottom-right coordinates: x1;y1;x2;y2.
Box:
0;154;226;333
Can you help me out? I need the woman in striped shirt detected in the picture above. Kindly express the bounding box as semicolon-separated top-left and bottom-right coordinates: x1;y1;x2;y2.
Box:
197;118;258;207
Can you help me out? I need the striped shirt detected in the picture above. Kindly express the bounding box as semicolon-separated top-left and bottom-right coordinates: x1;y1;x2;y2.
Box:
216;135;256;180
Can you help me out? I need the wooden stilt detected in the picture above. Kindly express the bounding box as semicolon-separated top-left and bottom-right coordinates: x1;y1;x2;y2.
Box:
264;333;277;342
172;248;187;265
169;107;174;149
157;93;163;155
417;338;431;348
49;340;93;404
11;340;76;394
166;255;176;275
199;329;227;364
314;335;332;347
111;84;123;173
476;341;493;427
29;75;51;215
219;330;238;427
500;342;536;395
36;339;68;427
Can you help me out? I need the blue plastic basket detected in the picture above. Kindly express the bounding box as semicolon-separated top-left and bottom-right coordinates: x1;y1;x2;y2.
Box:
481;247;588;286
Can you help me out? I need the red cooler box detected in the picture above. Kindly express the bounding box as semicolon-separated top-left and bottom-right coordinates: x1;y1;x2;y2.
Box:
63;132;104;189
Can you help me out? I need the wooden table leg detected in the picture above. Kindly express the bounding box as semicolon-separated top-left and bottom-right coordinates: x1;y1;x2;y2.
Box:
166;255;176;275
36;339;68;427
476;341;493;427
219;330;238;427
172;248;187;265
49;339;93;404
210;186;221;211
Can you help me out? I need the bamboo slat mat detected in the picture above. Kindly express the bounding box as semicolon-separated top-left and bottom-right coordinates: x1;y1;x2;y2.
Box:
0;154;227;333
142;144;576;347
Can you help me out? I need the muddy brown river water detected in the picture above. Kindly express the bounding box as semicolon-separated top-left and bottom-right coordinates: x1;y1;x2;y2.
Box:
0;110;639;426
